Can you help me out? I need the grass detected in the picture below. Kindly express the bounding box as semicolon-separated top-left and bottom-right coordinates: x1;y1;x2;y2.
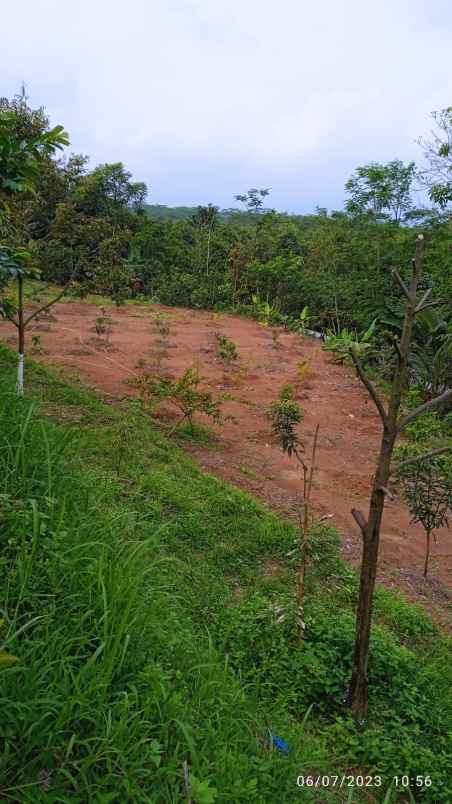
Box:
0;342;451;802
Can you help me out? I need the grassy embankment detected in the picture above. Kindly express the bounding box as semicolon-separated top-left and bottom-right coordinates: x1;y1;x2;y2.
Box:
0;343;451;802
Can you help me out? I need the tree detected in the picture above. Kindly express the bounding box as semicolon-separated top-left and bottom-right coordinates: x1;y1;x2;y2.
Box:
396;450;452;577
191;204;219;275
72;162;147;220
346;235;452;721
345;161;415;222
0;245;78;394
0;91;68;196
418;107;452;209
234;188;271;215
269;385;319;633
0;91;73;394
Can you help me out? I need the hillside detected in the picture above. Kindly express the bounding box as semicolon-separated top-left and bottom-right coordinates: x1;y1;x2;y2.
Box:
0;335;451;801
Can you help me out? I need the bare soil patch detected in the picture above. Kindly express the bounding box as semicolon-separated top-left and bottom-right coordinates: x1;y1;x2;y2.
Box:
2;300;450;624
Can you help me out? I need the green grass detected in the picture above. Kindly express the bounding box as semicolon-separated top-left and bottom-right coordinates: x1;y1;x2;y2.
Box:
0;343;451;802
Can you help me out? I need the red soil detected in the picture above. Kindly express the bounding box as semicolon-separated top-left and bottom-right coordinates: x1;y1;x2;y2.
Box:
2;301;451;622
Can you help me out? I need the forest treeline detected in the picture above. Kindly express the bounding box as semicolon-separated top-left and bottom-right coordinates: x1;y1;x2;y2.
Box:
1;90;451;334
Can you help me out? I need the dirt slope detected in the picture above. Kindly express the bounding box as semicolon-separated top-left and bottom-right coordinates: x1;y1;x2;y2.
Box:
2;300;450;621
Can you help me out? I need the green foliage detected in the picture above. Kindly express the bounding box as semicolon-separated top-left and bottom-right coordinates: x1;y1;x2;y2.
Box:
215;332;238;362
251;294;281;325
0;89;68;194
418;107;452;209
268;386;303;457
323;319;377;362
394;446;452;574
381;305;452;398
234;187;271;214
345;160;416;222
133;366;226;432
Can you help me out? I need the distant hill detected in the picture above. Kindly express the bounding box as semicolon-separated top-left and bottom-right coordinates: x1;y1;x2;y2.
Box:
143;204;199;220
143;204;255;222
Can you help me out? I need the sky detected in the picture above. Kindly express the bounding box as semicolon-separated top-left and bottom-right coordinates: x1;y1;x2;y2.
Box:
2;0;451;213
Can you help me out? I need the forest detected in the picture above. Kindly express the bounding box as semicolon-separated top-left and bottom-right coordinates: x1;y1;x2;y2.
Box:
0;89;451;802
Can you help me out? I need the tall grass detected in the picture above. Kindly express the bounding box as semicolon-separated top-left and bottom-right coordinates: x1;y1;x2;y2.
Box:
0;346;451;802
0;378;331;801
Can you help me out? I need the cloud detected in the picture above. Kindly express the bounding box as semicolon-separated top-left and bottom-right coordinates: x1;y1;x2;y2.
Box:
1;0;450;211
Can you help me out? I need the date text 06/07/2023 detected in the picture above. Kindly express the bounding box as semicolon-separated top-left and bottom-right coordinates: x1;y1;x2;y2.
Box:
296;775;433;789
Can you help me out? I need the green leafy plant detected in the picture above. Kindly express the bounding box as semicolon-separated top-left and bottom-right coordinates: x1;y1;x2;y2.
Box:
251;294;279;326
133;366;227;434
323;319;377;363
215;332;238;363
31;334;43;354
395;449;452;577
297;305;311;335
268;385;303;456
269;385;319;634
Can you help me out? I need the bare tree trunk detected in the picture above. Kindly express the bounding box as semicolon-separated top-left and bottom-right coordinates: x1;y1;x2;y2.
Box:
347;432;395;719
346;235;425;721
424;529;431;578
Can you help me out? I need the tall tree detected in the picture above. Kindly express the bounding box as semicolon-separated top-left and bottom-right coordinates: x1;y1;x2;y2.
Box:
418;107;452;209
234;188;271;215
346;235;452;721
72;162;147;221
345;161;415;222
191;204;219;274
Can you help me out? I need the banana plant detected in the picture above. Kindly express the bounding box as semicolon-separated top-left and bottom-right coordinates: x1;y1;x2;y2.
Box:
323;318;377;362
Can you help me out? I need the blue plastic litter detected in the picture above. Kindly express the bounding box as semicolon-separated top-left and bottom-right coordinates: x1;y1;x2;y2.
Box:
271;734;290;754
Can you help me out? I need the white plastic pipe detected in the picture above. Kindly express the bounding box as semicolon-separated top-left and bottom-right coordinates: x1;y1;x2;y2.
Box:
16;353;24;396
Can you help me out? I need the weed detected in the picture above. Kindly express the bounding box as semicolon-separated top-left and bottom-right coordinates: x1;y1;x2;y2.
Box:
153;311;171;337
31;334;44;354
94;314;112;339
296;359;311;384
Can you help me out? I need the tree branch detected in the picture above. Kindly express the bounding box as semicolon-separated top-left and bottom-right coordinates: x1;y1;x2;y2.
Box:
392;446;452;475
390;268;411;300
398;388;452;430
23;271;77;328
351;508;367;534
414;287;431;312
414;300;441;314
350;348;388;426
7;314;19;329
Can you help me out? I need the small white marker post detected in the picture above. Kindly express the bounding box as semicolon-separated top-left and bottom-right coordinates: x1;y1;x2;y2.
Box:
16;353;24;396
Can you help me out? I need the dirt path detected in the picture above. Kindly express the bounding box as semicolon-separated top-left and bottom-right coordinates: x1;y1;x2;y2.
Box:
2;300;451;623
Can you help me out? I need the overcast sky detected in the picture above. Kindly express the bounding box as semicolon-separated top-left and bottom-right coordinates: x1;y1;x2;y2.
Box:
2;0;451;212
